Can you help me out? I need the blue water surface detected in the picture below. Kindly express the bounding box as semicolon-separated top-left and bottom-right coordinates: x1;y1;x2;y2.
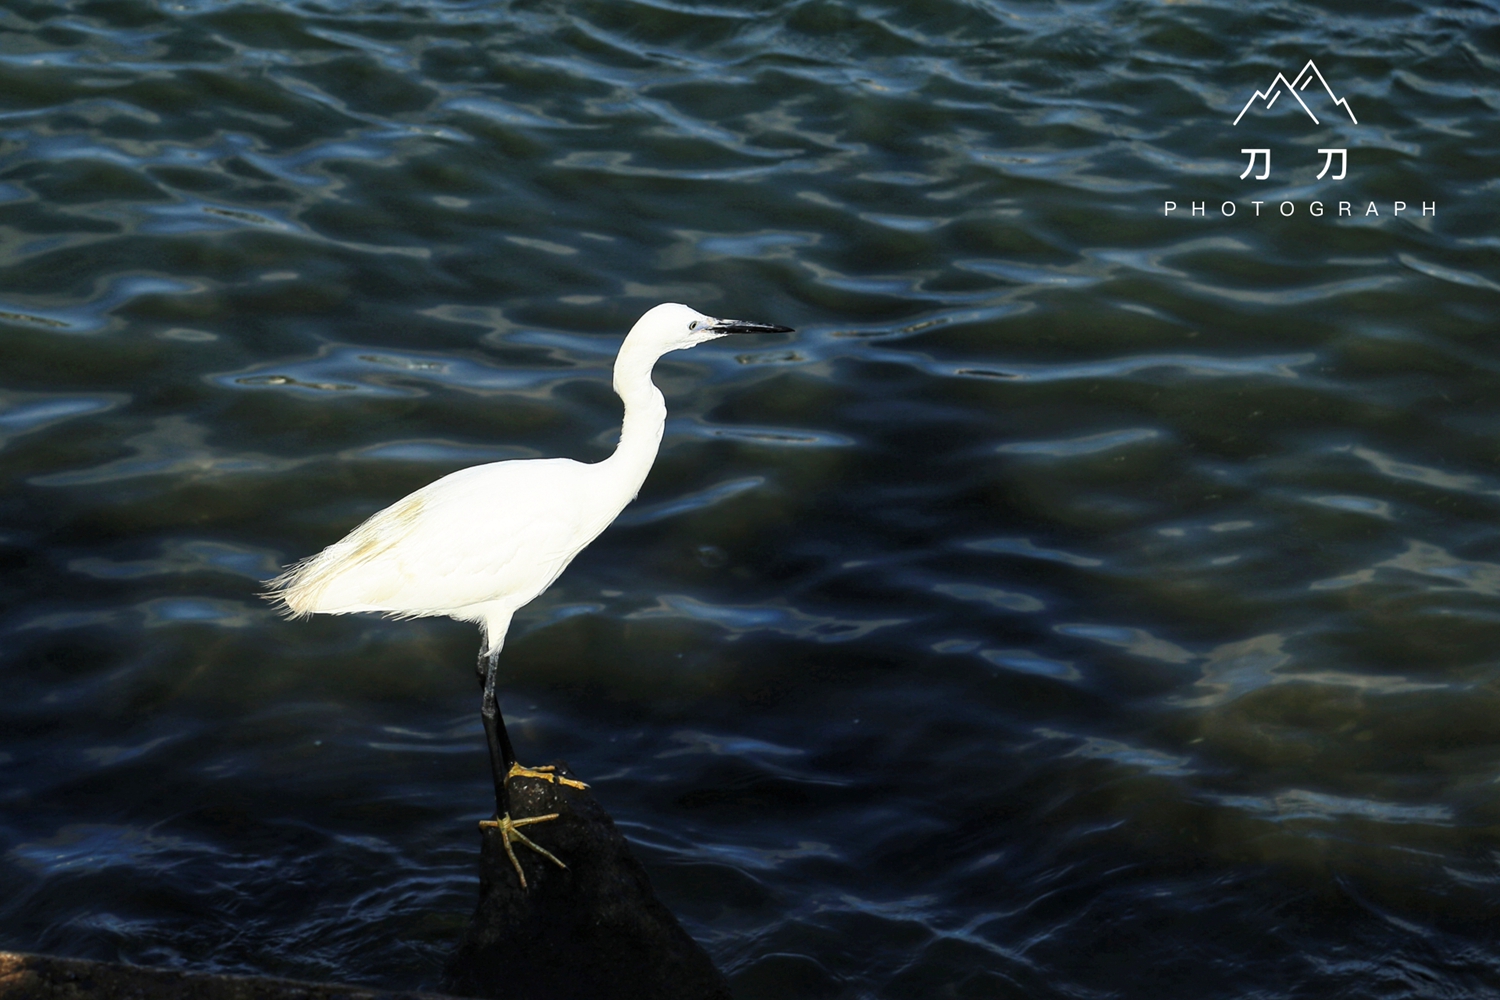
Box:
2;1;1499;997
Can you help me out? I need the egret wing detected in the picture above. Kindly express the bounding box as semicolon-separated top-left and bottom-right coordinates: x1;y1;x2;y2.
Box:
272;458;606;617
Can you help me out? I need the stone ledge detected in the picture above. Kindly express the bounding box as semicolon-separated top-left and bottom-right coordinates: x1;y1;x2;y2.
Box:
0;952;454;1000
445;761;731;1000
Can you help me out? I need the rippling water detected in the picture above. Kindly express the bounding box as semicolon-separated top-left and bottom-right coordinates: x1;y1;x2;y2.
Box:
2;0;1499;996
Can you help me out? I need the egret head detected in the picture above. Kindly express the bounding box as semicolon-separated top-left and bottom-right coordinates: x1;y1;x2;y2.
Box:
629;302;794;354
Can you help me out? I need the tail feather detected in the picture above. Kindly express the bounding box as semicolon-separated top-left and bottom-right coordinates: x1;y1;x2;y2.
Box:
263;512;407;617
263;553;327;619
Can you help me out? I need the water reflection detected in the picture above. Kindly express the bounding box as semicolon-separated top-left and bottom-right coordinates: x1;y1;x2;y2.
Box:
1;0;1498;996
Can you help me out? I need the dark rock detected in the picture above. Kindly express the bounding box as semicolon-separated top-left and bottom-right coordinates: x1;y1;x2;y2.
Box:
443;762;731;1000
0;951;444;1000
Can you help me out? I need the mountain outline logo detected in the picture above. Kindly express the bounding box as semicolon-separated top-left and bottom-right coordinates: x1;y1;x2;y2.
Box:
1165;56;1432;218
1233;60;1357;126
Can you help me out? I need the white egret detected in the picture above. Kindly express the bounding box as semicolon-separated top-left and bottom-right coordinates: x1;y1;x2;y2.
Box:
266;303;793;887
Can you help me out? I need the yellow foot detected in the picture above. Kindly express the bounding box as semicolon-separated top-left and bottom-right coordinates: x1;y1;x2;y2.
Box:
506;762;588;791
478;812;565;890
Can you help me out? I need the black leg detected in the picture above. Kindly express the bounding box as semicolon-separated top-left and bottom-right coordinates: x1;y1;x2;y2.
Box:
473;640;584;888
478;649;517;819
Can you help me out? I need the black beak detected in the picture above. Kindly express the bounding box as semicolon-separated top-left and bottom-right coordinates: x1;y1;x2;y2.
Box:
708;319;795;335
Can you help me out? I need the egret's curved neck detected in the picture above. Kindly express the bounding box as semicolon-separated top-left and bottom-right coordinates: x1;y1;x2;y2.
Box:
603;333;669;491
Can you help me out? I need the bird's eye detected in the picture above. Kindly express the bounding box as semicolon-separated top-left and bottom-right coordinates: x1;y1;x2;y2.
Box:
688;320;699;331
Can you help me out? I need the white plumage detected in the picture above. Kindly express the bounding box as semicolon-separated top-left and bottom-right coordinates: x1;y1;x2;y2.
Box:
264;301;793;888
268;302;787;653
270;456;626;642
